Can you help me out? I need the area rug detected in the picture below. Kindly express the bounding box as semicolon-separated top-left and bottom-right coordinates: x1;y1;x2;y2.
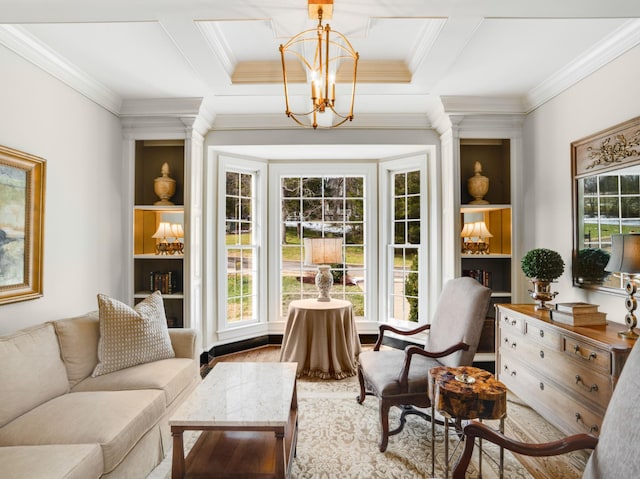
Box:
149;346;582;478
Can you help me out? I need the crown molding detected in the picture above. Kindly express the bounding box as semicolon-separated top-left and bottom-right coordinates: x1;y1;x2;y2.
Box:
0;24;122;115
441;96;527;115
524;18;640;113
211;112;432;131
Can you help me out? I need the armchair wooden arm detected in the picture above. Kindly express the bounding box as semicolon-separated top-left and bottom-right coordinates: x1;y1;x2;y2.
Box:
373;323;431;351
452;421;599;479
398;343;469;389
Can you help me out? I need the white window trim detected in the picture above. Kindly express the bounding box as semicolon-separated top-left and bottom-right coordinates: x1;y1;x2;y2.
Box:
217;155;268;336
268;162;378;324
379;150;439;330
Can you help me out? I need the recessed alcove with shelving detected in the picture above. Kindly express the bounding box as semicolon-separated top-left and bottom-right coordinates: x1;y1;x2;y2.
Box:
458;138;513;361
132;139;186;328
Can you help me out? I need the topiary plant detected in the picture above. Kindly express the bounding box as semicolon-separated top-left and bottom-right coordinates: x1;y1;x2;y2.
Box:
573;248;611;283
521;248;565;281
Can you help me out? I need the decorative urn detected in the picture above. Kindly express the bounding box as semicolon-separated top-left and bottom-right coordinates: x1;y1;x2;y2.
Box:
153;162;176;206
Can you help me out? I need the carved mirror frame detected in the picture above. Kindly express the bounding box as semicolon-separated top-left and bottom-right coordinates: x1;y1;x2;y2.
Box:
572;115;640;294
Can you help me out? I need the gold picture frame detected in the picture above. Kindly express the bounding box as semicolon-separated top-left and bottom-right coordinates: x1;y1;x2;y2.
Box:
0;145;46;305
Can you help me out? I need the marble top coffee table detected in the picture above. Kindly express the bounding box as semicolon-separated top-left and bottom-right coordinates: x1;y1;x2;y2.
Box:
169;362;298;479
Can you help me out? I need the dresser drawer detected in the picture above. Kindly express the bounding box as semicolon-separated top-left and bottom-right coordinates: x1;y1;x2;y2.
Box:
498;310;525;334
499;354;604;436
512;341;613;409
525;320;562;351
563;337;611;374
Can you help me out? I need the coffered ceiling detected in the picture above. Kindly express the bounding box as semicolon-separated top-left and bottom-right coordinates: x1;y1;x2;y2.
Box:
1;1;639;129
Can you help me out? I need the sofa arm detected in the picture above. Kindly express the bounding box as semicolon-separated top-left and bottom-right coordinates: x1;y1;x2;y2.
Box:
169;328;199;360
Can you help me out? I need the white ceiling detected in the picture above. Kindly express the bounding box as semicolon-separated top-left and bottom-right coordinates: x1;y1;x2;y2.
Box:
1;0;640;129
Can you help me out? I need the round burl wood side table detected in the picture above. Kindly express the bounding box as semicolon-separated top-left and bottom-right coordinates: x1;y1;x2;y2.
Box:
429;366;507;479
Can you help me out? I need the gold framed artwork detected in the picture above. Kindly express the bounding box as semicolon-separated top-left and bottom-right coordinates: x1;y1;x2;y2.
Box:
0;145;46;305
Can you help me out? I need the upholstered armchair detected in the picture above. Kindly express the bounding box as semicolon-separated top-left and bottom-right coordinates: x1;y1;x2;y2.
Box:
356;276;492;452
452;340;640;479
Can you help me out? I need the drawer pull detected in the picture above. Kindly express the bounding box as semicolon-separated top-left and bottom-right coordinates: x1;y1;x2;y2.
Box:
511;342;517;348
539;330;545;338
539;382;544;390
575;413;599;434
573;345;597;361
575;375;599;393
511;320;517;326
503;365;517;377
539;350;544;359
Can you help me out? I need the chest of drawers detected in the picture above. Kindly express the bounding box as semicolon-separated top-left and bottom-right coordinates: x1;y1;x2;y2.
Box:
496;304;635;436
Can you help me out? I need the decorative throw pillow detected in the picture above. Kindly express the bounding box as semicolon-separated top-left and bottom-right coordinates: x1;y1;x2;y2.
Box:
92;291;175;377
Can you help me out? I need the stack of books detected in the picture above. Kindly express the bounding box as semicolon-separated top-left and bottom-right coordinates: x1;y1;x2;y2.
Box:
550;302;606;326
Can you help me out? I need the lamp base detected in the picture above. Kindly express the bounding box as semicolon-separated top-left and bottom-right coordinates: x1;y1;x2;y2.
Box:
618;329;639;340
620;281;640;340
315;265;333;302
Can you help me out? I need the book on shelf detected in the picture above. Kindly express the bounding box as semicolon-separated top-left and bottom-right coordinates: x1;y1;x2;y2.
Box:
554;302;600;314
462;269;492;288
550;306;606;326
149;271;175;295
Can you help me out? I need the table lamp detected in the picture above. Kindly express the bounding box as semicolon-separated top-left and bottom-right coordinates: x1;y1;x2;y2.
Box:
304;237;344;302
605;233;640;340
170;223;184;255
460;212;493;254
152;222;173;255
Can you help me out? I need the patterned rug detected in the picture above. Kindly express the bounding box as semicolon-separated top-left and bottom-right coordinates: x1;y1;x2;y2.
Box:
149;346;585;479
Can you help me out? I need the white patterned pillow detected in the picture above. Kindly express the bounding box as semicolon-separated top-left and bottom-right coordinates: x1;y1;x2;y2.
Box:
92;291;175;377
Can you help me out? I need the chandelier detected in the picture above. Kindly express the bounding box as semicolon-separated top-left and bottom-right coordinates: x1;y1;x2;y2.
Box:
279;0;359;129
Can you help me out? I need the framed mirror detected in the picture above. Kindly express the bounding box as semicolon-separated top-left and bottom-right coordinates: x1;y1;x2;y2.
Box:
572;115;640;293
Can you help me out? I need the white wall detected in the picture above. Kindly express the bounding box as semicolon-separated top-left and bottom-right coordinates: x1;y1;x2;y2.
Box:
0;45;124;334
522;44;640;324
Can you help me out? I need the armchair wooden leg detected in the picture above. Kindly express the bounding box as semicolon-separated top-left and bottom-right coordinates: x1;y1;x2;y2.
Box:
356;366;367;404
379;400;391;452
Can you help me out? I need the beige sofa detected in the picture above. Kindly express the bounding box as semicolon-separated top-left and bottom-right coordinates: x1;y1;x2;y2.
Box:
0;312;200;479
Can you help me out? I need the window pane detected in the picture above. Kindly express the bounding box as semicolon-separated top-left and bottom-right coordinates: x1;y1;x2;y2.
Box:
408;221;420;244
240;173;252;196
395;173;406;195
282;177;300;197
407;196;420;219
394;222;406;244
226;172;239;196
226;197;238;220
346;177;364;197
394;197;406;220
407;171;420;195
599;176;619;195
620;175;640;195
302;177;323;197
600;198;619;218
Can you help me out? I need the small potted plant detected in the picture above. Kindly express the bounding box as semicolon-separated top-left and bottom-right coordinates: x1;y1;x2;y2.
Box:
573;248;611;284
521;248;565;310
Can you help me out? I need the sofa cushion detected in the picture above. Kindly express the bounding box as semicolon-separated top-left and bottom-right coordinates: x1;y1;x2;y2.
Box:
0;323;70;427
0;444;103;479
53;312;100;387
93;292;175;377
73;357;198;408
0;390;165;473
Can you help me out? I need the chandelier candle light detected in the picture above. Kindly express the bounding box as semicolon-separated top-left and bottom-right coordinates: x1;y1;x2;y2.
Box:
605;233;640;340
304;237;344;301
279;0;359;129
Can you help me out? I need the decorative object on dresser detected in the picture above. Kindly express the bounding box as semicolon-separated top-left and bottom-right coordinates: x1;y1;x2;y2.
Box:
550;302;606;326
304;237;344;301
496;304;635;444
573;248;610;285
467;160;490;204
604;233;640;340
153;161;176;205
521;248;565;310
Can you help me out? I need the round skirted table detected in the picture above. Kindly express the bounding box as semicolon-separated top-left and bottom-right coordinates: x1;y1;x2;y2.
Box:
279;299;361;379
429;366;507;478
